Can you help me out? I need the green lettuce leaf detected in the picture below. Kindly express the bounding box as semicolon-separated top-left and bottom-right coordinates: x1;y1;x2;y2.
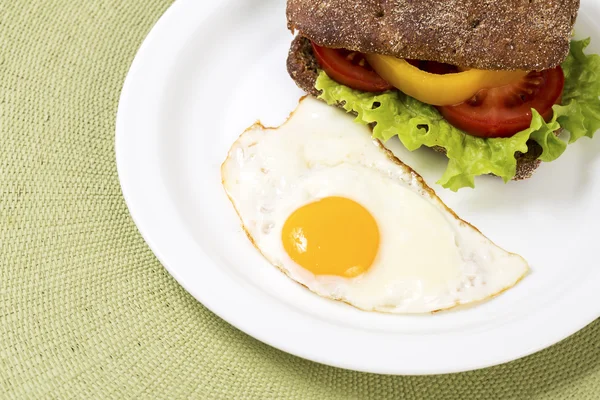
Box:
315;39;600;191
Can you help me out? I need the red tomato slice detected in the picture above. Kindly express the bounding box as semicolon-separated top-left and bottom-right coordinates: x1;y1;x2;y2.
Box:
311;42;393;92
434;66;565;138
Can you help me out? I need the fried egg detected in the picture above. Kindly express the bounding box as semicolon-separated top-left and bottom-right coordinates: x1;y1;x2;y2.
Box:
221;97;528;313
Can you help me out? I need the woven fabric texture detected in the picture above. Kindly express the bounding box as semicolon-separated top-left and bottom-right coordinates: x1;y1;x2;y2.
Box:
1;0;599;398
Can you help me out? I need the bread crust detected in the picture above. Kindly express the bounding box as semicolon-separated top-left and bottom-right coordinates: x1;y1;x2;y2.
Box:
287;0;579;71
287;35;545;181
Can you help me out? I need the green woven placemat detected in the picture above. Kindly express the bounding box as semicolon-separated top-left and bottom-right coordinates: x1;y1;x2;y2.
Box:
1;1;599;398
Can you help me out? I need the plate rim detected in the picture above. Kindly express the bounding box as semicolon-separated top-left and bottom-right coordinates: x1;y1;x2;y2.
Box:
116;0;600;375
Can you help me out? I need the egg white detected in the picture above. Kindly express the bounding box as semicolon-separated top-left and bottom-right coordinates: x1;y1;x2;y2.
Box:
221;96;529;313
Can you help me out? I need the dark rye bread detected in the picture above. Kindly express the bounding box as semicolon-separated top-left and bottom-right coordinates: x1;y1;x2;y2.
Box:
287;35;544;180
287;0;579;71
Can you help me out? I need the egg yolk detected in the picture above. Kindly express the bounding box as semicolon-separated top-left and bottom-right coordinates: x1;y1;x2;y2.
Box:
281;196;380;278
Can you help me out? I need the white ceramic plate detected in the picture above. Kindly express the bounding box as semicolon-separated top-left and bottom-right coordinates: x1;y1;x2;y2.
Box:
116;0;600;375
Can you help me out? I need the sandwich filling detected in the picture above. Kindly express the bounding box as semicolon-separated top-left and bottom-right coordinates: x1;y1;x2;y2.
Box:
310;38;600;191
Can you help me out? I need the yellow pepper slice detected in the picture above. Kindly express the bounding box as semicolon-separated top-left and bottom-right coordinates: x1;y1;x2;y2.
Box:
364;54;528;106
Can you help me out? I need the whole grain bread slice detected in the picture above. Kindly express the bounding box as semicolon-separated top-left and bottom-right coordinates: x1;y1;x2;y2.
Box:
287;35;545;180
287;0;579;71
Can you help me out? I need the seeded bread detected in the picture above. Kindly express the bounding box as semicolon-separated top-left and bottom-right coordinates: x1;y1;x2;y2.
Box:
287;35;545;180
287;0;579;71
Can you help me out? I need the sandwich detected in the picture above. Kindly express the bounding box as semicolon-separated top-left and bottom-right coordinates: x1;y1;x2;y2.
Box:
286;0;600;190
